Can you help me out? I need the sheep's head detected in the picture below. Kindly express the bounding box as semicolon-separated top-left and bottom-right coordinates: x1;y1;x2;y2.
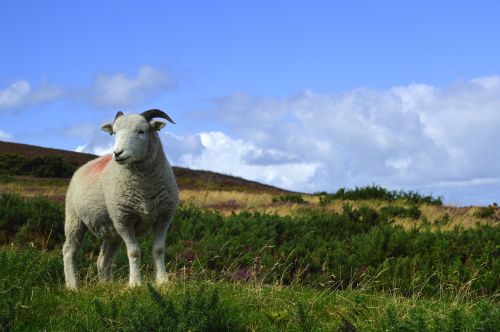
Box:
100;109;175;164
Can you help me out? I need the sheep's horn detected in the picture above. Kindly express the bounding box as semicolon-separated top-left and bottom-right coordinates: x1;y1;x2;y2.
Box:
114;111;124;122
141;109;175;124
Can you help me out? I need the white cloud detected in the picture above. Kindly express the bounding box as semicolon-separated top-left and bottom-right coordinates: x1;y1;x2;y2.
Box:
187;77;500;204
175;131;320;190
0;129;11;141
92;65;174;107
0;80;61;110
75;133;114;156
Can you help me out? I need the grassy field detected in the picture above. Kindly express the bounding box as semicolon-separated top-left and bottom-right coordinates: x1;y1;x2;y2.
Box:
0;149;499;330
1;248;498;331
0;189;498;331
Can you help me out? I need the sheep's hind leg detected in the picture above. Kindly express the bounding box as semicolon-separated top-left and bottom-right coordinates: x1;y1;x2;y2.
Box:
152;214;175;285
63;212;86;290
97;239;121;282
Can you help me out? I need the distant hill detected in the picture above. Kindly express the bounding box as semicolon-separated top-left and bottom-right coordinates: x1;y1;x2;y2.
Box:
0;141;96;166
173;166;290;193
0;140;290;194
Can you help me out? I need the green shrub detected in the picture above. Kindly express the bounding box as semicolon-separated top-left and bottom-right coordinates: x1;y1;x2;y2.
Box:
272;193;307;204
0;192;64;249
0;195;498;297
163;205;499;296
318;185;442;206
379;205;421;220
473;205;497;219
0;153;77;178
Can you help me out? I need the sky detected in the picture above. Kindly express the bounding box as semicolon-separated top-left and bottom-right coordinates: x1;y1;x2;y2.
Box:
1;0;500;206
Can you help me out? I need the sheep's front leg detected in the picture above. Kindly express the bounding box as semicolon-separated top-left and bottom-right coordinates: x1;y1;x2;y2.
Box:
116;225;142;286
152;213;174;284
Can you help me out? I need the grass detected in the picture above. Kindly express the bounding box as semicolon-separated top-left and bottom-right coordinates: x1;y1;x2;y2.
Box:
1;193;499;297
0;248;498;331
0;182;499;330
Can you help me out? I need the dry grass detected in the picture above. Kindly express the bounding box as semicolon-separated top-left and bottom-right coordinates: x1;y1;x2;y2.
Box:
180;191;499;228
0;180;67;203
1;175;498;228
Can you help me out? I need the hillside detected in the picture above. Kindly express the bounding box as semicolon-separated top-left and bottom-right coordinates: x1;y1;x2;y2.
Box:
0;141;499;330
0;140;290;194
0;140;96;165
1;140;498;228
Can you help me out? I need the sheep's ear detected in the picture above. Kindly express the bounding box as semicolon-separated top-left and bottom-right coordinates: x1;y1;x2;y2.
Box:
100;123;114;135
150;120;166;131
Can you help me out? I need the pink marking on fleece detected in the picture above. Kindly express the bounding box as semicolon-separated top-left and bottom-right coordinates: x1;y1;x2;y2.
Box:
88;154;112;177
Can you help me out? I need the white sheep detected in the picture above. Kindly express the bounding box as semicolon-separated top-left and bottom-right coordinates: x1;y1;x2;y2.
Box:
63;109;179;289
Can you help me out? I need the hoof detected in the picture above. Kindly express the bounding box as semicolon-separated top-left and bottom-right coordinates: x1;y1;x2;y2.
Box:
65;282;78;291
156;276;169;285
128;280;142;287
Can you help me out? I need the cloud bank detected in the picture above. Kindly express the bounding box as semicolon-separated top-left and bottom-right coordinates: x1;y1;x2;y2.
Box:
78;76;500;205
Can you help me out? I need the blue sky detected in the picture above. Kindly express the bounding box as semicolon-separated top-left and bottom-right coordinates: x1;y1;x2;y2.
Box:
1;1;500;205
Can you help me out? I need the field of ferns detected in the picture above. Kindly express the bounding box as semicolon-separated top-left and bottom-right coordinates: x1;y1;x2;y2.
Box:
0;156;499;331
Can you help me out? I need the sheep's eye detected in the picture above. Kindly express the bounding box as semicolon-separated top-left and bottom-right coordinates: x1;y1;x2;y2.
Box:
110;131;116;136
138;130;145;135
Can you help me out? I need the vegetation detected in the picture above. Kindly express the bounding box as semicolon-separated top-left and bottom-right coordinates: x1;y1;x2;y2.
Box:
379;204;421;220
1;193;498;298
0;164;498;330
473;205;497;219
272;193;307;204
0;193;64;248
0;173;68;187
0;153;78;178
316;185;443;206
0;248;498;331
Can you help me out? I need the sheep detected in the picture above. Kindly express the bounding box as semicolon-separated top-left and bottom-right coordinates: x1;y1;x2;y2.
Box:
63;109;179;289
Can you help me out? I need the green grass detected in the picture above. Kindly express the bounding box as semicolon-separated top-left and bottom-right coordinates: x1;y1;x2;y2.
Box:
1;193;499;297
0;248;498;331
0;193;499;330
